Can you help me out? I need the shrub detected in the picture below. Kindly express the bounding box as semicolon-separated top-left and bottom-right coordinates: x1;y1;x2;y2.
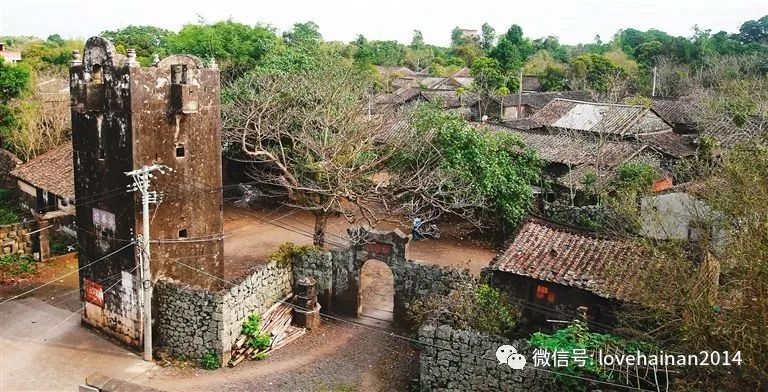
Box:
269;242;322;268
200;351;220;370
406;283;518;337
241;313;272;351
0;253;36;277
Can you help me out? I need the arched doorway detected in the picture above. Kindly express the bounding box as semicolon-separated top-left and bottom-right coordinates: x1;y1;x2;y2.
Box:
358;259;394;324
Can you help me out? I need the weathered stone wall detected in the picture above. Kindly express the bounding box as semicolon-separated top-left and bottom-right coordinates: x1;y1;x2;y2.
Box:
0;221;34;256
418;324;552;392
221;261;292;355
395;261;474;322
154;260;292;363
292;250;333;309
154;279;223;359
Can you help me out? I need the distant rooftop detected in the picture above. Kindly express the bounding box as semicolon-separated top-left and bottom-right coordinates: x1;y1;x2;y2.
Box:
531;99;672;136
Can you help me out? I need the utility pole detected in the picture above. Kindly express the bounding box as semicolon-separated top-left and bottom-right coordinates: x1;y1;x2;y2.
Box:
652;66;657;97
126;164;171;361
516;68;523;118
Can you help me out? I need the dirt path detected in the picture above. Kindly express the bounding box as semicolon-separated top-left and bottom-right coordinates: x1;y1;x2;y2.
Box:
139;320;417;391
223;206;498;280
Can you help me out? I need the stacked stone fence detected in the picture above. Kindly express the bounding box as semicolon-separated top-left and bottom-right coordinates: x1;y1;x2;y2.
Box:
418;324;552;391
0;220;36;257
154;259;292;363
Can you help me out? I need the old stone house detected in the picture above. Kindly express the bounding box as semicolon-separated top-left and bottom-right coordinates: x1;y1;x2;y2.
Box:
9;142;76;236
486;216;643;328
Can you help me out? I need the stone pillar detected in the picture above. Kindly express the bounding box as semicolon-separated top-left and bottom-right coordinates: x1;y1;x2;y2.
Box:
292;277;321;329
38;219;50;261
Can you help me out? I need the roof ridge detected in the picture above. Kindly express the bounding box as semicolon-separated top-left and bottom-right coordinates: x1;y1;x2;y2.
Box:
553;98;647;109
524;213;615;239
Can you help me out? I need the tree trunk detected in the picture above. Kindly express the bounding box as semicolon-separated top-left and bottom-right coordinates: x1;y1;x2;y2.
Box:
313;211;328;247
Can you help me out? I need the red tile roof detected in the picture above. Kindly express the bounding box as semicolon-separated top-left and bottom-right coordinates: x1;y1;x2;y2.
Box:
10;142;74;199
490;217;642;301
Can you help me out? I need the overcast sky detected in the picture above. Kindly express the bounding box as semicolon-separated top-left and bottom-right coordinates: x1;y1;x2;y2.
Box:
2;0;766;46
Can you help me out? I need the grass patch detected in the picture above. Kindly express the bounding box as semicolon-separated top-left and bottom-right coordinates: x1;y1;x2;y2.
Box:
200;351;220;370
0;253;37;278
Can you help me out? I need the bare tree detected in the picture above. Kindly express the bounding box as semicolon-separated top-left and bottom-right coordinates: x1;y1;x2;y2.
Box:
4;72;70;161
222;64;399;246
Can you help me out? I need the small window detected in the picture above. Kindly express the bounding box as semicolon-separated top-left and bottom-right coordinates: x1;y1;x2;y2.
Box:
175;144;186;158
535;285;548;300
178;229;188;239
98;149;106;160
547;291;556;304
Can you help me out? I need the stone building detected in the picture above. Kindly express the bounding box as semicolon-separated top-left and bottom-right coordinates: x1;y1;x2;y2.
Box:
70;37;224;348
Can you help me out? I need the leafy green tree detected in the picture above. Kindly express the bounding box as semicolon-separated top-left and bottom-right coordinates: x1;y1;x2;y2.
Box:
168;21;280;69
569;53;621;92
737;15;768;44
480;23;496;52
0;62;29;103
490;25;534;70
282;21;322;46
470;56;506;93
391;103;541;230
450;26;464;48
101;25;173;65
539;64;568;91
532;36;568;62
20;39;83;71
410;30;425;49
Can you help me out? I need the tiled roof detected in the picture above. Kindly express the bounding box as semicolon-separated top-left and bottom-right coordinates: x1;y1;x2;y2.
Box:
503;118;543;131
531;99;672;136
421;90;478;108
490;217;642;301
486;123;644;167
453;77;474;88
419;77;454;90
651;97;696;126
452;67;472;78
638;132;696;157
700;117;767;148
522;76;542;92
10;142;74;199
495;91;593;109
377;66;416;77
374;88;422;106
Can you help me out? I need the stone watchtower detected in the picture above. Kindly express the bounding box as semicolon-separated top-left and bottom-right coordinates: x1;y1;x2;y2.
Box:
70;37;224;348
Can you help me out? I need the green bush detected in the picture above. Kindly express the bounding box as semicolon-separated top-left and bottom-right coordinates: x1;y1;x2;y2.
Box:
269;242;322;268
0;253;36;276
241;313;272;351
200;351;220;370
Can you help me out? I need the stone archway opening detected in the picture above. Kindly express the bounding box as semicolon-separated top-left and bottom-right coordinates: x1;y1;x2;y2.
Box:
358;259;394;324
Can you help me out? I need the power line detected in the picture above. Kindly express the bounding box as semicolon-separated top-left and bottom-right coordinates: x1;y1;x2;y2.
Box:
0;241;135;305
29;265;140;344
163;255;657;392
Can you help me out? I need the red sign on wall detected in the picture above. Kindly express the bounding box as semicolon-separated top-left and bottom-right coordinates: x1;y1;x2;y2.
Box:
84;278;104;307
365;241;393;256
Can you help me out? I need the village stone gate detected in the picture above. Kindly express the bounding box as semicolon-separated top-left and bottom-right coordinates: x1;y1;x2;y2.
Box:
293;228;473;323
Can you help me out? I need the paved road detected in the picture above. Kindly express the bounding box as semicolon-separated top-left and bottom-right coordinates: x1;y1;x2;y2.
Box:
0;296;155;391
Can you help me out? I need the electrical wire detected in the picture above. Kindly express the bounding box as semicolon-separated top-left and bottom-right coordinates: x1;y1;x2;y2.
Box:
163;255;658;392
0;242;135;306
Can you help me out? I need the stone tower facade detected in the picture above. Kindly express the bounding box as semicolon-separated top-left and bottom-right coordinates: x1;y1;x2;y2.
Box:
70;37;224;348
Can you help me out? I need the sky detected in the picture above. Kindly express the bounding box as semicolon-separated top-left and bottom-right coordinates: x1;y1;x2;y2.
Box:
1;0;766;46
